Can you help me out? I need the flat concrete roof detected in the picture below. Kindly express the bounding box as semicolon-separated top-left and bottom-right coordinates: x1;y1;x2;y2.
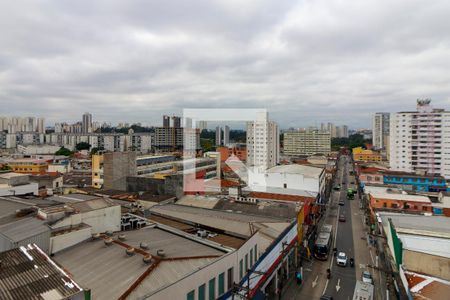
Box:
267;164;323;177
378;212;450;235
365;186;431;203
54;226;224;300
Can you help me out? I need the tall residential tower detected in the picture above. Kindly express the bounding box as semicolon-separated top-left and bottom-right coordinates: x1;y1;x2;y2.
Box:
373;112;390;149
389;100;450;178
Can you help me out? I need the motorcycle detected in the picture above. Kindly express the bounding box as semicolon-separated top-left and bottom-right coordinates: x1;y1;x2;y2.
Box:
350;258;354;267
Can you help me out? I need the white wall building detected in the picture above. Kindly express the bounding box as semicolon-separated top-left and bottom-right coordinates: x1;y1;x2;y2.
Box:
373;112;390;150
247;164;326;201
246;112;279;170
389;99;450;179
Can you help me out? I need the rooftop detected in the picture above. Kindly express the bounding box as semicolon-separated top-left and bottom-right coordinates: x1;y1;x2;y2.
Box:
0;172;28;179
0;217;49;243
267;164;323;177
0;244;83;300
150;204;290;237
378;212;450;236
54;225;225;300
365;186;431;203
399;234;450;259
405;271;450;300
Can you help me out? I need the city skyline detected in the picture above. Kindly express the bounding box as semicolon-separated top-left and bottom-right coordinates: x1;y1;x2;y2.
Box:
1;1;450;127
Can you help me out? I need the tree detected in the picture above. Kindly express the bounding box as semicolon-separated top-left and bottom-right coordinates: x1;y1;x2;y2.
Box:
55;147;73;156
75;142;91;151
90;147;103;155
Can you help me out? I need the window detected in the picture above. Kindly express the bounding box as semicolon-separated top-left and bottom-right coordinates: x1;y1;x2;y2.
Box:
208;278;215;300
245;254;248;273
218;272;225;295
254;245;257;262
250;249;254;266
187;290;195;300
283;183;287;188
198;284;205;300
227;268;234;289
239;259;243;280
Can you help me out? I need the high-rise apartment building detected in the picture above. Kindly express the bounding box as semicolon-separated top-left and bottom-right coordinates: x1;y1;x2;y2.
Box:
197;121;207;131
390;99;450;178
246;112;279;169
373;112;390;149
215;126;222;146
224;125;230;146
283;129;331;156
37;118;45;133
82;112;92;133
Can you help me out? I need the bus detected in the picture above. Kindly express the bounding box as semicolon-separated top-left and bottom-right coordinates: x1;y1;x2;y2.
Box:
313;224;333;260
352;280;374;300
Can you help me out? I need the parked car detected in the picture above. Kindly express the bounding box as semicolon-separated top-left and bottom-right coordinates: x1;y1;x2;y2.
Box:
336;252;348;267
339;214;346;222
338;200;345;206
362;271;373;284
320;295;333;300
334;184;341;190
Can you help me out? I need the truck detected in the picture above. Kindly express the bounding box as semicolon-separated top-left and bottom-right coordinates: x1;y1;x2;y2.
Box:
352;280;374;300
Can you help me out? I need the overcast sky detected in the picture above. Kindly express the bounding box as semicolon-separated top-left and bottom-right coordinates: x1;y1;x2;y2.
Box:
1;0;450;129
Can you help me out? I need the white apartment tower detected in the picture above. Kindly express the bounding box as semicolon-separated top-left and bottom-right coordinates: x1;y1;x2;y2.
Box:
215;126;222;146
224;125;230;146
389;99;450;178
246;112;280;170
373;112;390;149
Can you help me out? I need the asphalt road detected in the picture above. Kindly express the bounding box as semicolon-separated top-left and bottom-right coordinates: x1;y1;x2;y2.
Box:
323;155;357;299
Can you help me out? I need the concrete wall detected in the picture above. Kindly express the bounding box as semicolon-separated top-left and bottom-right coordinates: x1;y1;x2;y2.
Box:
403;250;450;281
50;226;92;254
127;175;184;198
104;152;137;191
0;182;38;196
52;206;121;234
0;229;50;254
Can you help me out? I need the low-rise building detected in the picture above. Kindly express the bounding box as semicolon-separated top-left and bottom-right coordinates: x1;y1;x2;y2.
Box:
377;212;450;299
248;164;326;202
365;186;433;213
6;158;48;173
0;172;38;196
352;147;382;162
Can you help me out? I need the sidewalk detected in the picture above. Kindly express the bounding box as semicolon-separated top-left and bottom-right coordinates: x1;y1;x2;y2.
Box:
350;193;384;300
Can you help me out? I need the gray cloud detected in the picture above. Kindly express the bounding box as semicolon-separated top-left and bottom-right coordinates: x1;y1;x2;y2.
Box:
1;0;450;128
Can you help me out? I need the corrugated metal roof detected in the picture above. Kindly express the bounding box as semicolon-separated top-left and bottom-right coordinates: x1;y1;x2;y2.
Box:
0;218;49;242
54;226;224;300
131;258;217;299
379;212;450;234
150;204;285;237
0;244;83;300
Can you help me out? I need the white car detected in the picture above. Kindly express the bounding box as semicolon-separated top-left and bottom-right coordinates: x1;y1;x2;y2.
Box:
336;252;347;267
362;271;373;284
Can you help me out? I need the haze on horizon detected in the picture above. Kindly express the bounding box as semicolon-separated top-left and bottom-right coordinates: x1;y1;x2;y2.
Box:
1;0;450;128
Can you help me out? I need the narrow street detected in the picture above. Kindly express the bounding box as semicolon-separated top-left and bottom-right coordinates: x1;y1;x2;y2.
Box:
282;154;384;300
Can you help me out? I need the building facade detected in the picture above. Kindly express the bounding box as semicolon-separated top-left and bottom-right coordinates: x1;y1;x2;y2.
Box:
373;112;390;150
283;129;331;156
389;100;450;179
246;112;279;170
